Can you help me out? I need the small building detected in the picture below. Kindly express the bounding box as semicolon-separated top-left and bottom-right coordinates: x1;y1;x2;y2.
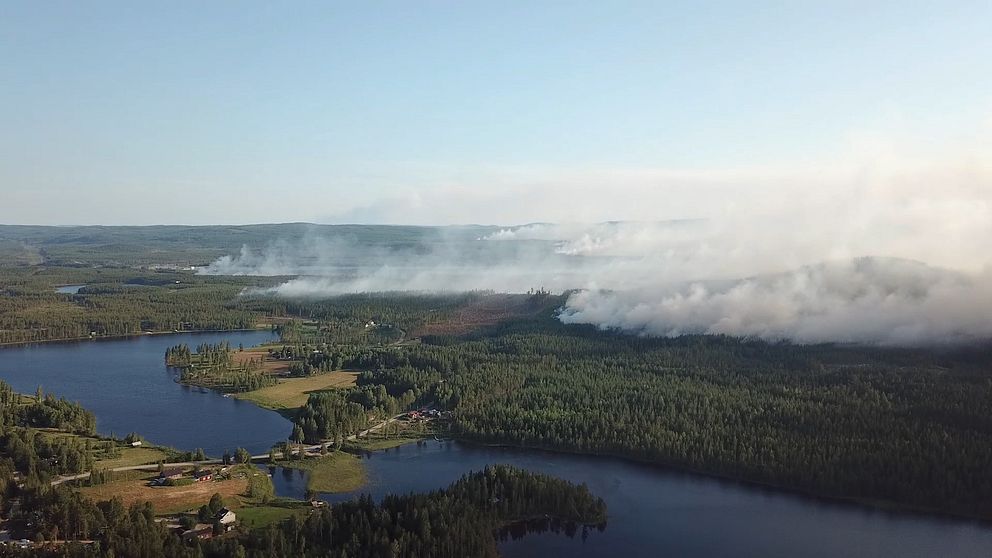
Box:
181;524;214;542
214;508;237;527
131;441;142;447
193;470;213;482
160;467;184;480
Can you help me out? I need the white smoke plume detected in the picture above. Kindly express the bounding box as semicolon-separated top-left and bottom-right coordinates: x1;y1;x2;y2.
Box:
200;146;992;346
560;258;992;346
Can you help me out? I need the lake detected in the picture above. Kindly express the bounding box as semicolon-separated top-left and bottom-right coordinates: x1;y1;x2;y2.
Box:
270;441;992;558
2;335;991;557
0;330;289;455
55;284;86;294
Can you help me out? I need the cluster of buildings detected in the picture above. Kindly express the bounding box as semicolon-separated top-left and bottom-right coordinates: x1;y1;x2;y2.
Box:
150;467;217;486
178;508;237;542
405;408;451;421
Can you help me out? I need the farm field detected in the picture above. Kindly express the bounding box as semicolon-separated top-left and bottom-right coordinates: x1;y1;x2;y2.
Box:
235;372;358;411
94;447;169;469
231;345;292;374
78;473;250;515
237;504;308;529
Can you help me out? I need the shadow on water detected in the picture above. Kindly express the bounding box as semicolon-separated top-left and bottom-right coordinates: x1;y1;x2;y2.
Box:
496;518;608;545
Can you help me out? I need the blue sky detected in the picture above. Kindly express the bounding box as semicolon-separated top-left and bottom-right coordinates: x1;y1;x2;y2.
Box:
1;1;989;225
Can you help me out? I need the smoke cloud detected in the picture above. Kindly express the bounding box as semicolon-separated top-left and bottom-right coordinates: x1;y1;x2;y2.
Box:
200;146;992;346
560;258;992;346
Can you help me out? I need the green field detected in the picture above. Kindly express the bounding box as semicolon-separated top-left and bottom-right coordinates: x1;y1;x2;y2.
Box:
94;446;169;469
235;372;358;411
237;503;308;529
280;452;367;494
344;435;424;452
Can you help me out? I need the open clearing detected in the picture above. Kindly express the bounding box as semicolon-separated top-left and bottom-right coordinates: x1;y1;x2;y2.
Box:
281;452;366;493
237;504;307;529
78;473;249;515
33;429;168;468
231;345;291;374
235;372;358;410
94;447;168;468
413;293;547;336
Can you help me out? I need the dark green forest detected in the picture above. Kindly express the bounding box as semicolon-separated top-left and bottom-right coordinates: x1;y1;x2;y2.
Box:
280;299;992;520
0;465;604;558
0;381;97;485
0;268;275;344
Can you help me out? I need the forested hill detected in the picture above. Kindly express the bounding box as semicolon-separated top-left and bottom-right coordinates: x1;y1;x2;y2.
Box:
0;224;499;267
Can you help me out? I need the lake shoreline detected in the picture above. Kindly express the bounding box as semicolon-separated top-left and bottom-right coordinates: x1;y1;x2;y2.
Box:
0;327;273;349
4;332;991;532
455;438;992;526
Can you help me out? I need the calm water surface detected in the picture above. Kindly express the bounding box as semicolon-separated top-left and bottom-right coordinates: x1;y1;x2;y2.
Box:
0;331;288;455
270;441;992;558
54;284;85;294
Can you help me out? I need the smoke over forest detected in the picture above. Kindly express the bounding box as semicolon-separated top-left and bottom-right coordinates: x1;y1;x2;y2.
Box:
202;212;992;347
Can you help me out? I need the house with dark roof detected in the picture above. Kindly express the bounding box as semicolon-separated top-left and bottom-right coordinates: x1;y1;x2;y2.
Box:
159;467;184;480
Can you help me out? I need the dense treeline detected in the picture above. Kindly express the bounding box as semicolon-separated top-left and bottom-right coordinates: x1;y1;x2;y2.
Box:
290;308;992;520
0;383;96;436
0;382;97;486
0;268;274;344
292;359;439;443
0;485;196;557
167;343;276;393
1;467;604;557
194;465;605;558
267;293;476;346
166;343;233;368
205;465;603;558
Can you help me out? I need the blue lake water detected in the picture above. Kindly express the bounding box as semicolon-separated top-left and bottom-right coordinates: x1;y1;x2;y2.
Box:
270;441;992;558
55;284;86;294
0;331;288;455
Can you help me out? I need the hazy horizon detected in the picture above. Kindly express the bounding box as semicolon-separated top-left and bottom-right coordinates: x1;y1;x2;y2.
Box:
2;1;990;227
